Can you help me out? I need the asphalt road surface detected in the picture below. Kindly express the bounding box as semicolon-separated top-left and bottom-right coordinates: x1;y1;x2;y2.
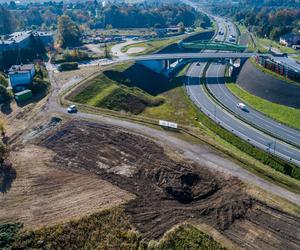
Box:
186;62;300;166
206;63;300;148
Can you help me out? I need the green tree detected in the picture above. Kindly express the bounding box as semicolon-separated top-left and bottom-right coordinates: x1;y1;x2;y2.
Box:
0;5;15;35
0;85;10;103
0;75;8;87
56;15;81;48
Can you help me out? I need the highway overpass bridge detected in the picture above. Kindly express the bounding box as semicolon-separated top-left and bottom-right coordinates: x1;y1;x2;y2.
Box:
180;41;247;52
131;52;258;74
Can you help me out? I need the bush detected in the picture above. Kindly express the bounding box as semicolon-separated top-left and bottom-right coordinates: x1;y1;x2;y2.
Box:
58;62;79;72
0;74;8;87
63;49;90;62
29;77;50;94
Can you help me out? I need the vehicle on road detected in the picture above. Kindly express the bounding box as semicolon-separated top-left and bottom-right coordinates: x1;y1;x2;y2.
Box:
196;62;201;66
67;105;78;113
236;102;249;112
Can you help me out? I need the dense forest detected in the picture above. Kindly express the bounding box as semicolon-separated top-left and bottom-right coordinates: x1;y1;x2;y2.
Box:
209;0;300;39
0;1;211;35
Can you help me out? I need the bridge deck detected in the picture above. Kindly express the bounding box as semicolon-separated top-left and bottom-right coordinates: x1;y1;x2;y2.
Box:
132;52;257;61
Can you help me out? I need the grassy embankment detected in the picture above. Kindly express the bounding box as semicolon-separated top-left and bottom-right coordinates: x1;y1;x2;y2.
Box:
292;56;300;62
226;82;300;131
256;37;299;54
2;208;225;249
71;63;164;115
69;62;300;194
249;57;300;85
121;37;179;55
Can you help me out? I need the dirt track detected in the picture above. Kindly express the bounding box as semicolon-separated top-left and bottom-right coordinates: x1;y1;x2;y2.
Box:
37;120;300;249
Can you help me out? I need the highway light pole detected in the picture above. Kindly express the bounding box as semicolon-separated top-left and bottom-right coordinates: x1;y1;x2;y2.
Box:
214;105;217;121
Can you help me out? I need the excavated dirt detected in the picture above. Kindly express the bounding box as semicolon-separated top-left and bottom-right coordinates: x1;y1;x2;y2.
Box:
38;120;300;249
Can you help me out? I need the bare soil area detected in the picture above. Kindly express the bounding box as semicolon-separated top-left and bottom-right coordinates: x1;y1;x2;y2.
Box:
53;66;100;87
0;144;134;229
36;120;300;249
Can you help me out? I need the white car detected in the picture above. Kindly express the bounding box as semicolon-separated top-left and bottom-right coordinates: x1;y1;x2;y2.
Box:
67;105;77;113
237;102;248;112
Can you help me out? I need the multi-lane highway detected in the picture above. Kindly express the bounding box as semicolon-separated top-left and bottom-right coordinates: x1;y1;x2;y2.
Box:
180;1;300;165
185;62;300;165
206;63;300;147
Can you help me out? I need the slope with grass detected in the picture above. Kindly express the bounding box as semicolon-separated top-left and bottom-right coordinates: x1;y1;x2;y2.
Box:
256;38;299;54
7;208;226;249
227;82;300;130
236;59;300;109
71;63;165;115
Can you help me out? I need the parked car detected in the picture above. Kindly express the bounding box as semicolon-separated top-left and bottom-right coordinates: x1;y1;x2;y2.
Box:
67;105;78;113
236;102;248;112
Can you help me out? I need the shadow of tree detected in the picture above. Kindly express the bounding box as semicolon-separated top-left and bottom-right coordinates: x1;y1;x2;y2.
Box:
0;161;16;193
0;102;13;115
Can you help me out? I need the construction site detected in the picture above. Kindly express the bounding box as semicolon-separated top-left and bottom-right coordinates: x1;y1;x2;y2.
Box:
1;113;299;249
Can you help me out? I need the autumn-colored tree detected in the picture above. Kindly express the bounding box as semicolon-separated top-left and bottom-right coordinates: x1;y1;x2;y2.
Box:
56;15;81;48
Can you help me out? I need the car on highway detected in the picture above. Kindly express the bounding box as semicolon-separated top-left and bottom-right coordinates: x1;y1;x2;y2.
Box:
236;102;248;112
67;105;78;113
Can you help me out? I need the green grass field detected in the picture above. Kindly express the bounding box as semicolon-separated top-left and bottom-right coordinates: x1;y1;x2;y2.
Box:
121;38;178;55
293;56;300;62
256;38;299;54
71;63;165;114
226;82;300;130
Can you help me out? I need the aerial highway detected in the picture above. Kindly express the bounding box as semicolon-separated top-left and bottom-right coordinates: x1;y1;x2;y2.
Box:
132;52;255;61
205;63;300;148
180;0;300;165
185;62;300;166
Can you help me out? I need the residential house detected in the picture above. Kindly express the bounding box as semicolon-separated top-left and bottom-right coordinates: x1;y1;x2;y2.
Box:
8;64;35;91
279;33;300;47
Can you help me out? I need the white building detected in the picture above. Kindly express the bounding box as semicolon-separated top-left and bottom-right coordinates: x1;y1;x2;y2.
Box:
8;64;35;91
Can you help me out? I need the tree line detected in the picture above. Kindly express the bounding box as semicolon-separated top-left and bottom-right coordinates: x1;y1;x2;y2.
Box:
0;1;211;35
210;0;300;40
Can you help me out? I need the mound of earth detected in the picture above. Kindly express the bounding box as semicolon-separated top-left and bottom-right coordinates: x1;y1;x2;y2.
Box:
104;63;170;95
37;120;300;249
236;59;300;108
97;86;164;115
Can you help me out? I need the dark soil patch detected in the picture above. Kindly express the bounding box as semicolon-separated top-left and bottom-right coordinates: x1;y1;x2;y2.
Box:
236;59;300;108
37;120;300;249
